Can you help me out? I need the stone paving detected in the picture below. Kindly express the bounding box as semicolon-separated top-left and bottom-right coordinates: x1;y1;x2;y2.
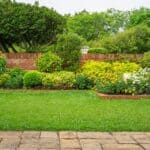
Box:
0;131;150;150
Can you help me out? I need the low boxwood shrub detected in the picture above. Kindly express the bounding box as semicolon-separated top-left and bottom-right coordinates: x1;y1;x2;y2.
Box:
42;71;75;88
36;52;62;73
23;71;43;88
0;53;6;74
74;74;94;89
88;47;107;54
0;73;10;87
5;68;25;89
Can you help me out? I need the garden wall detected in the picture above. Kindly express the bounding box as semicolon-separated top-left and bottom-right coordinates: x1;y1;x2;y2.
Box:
4;53;143;70
5;53;41;70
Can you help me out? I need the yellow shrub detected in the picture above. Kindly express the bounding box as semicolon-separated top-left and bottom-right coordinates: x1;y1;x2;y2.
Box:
81;61;141;85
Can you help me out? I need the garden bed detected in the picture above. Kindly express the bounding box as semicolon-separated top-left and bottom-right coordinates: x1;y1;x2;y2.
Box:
98;93;150;99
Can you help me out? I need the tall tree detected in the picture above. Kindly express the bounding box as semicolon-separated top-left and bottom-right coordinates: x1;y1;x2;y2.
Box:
67;9;129;41
128;7;150;28
0;0;65;52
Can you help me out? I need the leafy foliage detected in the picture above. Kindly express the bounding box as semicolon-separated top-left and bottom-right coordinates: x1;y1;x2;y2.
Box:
0;53;6;74
88;47;107;54
128;7;150;28
81;61;141;85
37;52;62;73
100;25;150;53
0;0;65;52
42;71;75;88
0;73;10;87
23;71;43;88
74;74;94;89
96;68;150;95
141;51;150;68
56;33;84;71
5;68;25;89
67;9;129;41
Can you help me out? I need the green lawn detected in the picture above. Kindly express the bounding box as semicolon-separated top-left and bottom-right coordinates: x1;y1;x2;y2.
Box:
0;90;150;131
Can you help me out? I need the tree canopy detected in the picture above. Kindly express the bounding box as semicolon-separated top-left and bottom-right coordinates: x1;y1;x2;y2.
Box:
0;0;65;52
128;7;150;28
67;9;129;41
0;0;149;53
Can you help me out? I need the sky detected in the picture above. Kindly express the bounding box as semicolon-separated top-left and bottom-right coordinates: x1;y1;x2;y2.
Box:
16;0;150;14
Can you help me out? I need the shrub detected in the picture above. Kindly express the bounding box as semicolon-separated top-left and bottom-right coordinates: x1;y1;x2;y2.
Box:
96;81;126;94
141;51;150;68
37;52;62;73
123;68;150;94
81;61;141;85
56;33;85;71
74;74;94;89
0;73;10;87
42;71;75;88
5;68;25;89
100;25;150;54
96;68;150;95
23;71;43;88
88;47;108;54
0;53;6;74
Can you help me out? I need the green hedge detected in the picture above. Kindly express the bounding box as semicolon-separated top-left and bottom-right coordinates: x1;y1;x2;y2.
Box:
37;52;62;73
42;71;75;88
23;71;43;88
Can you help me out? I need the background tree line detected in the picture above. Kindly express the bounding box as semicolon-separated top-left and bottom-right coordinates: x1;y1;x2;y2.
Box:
0;0;149;53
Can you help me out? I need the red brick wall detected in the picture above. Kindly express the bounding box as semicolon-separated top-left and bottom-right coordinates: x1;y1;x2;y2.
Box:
5;53;41;70
81;54;143;63
4;53;143;70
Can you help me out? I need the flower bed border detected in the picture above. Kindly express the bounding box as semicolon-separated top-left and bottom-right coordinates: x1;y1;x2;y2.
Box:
97;93;150;99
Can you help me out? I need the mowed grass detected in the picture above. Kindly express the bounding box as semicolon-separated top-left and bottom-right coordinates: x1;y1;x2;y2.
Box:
0;90;150;131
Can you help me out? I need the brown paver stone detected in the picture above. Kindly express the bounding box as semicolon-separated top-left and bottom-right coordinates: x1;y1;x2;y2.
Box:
0;131;149;150
99;138;117;144
61;149;81;150
60;139;80;149
0;132;22;138
21;131;40;139
59;131;77;139
41;132;58;139
21;138;39;144
112;133;136;144
131;134;150;144
18;143;39;149
39;138;59;149
0;138;20;149
102;144;143;150
80;139;102;150
77;132;113;139
141;144;150;150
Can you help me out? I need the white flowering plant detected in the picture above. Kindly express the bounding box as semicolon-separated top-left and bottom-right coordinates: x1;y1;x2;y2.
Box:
97;68;150;95
123;68;150;95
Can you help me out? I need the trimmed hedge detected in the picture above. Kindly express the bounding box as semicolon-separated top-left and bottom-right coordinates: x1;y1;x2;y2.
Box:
23;71;43;88
42;71;75;88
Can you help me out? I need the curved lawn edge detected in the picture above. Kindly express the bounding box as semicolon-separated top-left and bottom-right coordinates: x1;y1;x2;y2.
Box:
97;93;150;100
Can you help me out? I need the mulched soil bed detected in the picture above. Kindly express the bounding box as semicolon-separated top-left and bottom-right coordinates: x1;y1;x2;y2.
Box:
98;93;150;99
